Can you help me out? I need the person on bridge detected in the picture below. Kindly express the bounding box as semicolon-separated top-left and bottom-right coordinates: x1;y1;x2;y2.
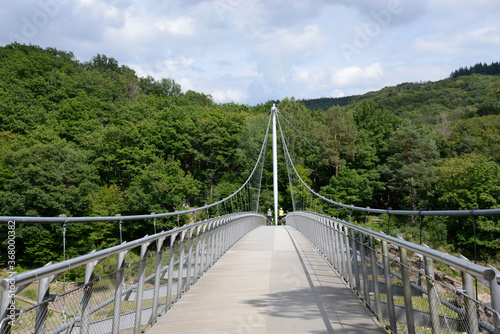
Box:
278;207;285;225
267;208;273;225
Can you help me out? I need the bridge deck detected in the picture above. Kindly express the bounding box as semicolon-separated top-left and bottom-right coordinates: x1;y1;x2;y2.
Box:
148;225;385;334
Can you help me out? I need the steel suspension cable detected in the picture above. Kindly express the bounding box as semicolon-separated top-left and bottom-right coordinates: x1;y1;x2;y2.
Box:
277;114;500;218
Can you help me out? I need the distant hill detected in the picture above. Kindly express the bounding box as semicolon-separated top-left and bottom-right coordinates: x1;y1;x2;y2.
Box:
450;61;500;78
298;95;359;110
301;61;500;112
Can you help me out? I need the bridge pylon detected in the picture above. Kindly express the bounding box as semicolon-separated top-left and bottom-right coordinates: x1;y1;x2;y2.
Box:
271;103;278;225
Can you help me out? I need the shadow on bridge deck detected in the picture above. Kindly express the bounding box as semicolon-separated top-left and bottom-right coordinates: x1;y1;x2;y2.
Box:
148;226;386;334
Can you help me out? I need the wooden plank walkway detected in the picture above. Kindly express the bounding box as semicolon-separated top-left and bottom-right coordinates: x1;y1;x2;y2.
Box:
148;226;386;334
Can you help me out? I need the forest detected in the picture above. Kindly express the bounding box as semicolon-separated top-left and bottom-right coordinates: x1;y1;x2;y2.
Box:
0;43;499;271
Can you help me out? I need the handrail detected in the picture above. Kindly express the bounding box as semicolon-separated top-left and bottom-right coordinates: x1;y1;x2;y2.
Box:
287;211;500;334
0;212;263;292
292;211;498;283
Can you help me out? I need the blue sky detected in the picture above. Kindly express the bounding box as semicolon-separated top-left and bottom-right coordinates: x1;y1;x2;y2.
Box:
2;0;500;105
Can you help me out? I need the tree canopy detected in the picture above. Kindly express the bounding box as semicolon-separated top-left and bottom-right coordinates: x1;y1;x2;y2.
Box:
0;43;499;268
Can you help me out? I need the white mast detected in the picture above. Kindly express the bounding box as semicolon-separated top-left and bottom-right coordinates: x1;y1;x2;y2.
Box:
271;104;278;225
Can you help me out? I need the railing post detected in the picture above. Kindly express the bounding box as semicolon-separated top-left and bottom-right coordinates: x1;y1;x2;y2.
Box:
151;237;166;326
359;231;370;306
166;233;178;310
199;224;208;275
177;230;187;299
424;254;441;334
112;249;127;334
81;256;97;334
34;262;52;334
399;244;416;334
382;240;397;333
327;219;336;267
338;222;347;279
487;265;500;333
326;219;334;264
210;221;218;265
211;221;218;264
0;288;14;334
344;226;354;288
461;265;480;334
185;227;195;288
334;222;342;274
134;241;150;334
369;235;383;321
205;222;213;270
351;229;361;293
193;226;203;283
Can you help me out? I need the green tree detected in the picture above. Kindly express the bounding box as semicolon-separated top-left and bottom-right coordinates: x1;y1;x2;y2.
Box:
314;106;357;177
87;184;126;216
0;131;99;217
436;154;500;260
381;120;440;220
320;167;381;207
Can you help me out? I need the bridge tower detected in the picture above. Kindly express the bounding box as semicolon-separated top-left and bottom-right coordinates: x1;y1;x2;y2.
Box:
271;103;278;225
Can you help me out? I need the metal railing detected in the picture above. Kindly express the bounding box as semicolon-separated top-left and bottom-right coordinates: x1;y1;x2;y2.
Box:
287;211;500;334
0;212;265;334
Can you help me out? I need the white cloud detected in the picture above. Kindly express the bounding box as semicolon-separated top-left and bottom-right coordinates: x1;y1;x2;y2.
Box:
212;89;247;103
156;17;195;36
1;0;499;104
329;62;384;87
331;89;345;98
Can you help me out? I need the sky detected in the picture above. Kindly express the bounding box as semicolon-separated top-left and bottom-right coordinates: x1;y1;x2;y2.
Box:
1;0;500;105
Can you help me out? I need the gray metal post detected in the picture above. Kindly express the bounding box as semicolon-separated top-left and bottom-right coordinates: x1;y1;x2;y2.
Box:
344;226;354;288
166;233;177;310
204;224;212;271
34;265;51;334
209;222;217;266
351;229;361;293
151;237;165;326
369;236;383;321
193;226;203;283
359;232;370;306
334;222;342;274
185;227;195;288
487;265;500;334
327;220;335;266
177;230;187;298
382;240;397;333
338;223;347;279
424;255;441;334
204;224;212;272
81;257;97;334
399;245;416;334
210;222;218;264
134;241;150;334
218;221;226;259
112;250;127;334
0;289;14;334
199;224;208;275
462;269;480;334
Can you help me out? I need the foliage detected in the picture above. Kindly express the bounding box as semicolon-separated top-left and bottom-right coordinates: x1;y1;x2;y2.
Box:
450;61;500;78
380;120;440;215
0;43;499;267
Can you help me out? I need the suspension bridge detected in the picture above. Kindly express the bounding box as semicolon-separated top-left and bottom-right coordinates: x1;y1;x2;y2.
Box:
1;105;500;334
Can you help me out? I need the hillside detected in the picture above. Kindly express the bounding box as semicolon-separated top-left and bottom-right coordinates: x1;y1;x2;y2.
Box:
0;43;498;269
301;74;500;122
